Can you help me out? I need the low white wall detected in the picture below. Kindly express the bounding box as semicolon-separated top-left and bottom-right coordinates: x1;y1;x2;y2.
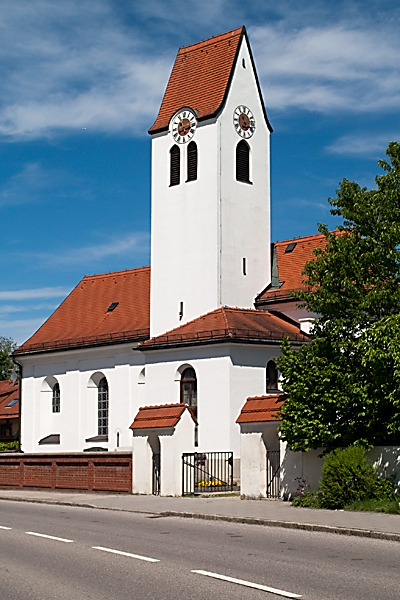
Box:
282;446;400;499
367;446;400;493
239;421;280;498
132;435;152;494
160;410;196;496
131;409;196;496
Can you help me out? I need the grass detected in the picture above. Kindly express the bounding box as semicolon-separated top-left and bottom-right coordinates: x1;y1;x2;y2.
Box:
346;498;400;514
292;491;400;513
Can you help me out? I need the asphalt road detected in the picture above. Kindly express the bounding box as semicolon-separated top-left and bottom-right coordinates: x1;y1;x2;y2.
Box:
0;500;399;600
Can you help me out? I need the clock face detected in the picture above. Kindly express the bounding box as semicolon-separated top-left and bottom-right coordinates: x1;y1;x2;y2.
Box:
170;109;197;144
233;106;256;139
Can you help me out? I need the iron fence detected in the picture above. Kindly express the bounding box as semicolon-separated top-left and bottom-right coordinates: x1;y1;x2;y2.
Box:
182;451;234;495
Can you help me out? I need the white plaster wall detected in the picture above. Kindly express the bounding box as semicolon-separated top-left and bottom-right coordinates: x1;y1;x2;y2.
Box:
19;344;145;453
229;345;283;455
150;36;271;338
132;434;152;494
219;35;271;308
239;425;267;497
160;410;196;496
143;342;283;458
150;121;220;337
144;346;232;454
367;446;400;493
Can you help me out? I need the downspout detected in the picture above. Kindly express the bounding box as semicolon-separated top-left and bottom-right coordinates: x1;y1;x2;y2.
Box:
12;355;22;453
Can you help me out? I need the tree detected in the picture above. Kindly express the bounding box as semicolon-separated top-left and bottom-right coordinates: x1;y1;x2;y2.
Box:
0;337;17;380
278;142;400;453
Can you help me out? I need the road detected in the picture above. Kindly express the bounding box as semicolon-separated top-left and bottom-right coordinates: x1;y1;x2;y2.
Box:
0;500;398;600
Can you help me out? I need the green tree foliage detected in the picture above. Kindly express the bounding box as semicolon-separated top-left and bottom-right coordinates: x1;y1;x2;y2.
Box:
0;336;17;380
278;142;400;452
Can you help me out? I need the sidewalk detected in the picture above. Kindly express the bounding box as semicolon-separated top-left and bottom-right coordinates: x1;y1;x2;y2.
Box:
0;488;399;542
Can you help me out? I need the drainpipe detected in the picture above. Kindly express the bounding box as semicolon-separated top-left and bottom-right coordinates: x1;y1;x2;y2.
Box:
12;356;22;453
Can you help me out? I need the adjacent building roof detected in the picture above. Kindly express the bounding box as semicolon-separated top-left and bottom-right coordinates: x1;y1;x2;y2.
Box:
255;232;329;305
140;307;308;350
236;394;285;424
0;380;20;419
149;27;272;134
15;267;151;355
130;403;197;430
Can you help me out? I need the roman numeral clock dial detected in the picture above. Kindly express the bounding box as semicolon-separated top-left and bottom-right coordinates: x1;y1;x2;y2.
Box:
170;109;197;143
233;106;256;139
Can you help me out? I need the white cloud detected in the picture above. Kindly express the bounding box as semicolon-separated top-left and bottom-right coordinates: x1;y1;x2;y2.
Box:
0;1;399;139
326;133;400;157
250;22;400;112
0;287;71;301
32;232;150;267
0;0;172;139
0;318;47;346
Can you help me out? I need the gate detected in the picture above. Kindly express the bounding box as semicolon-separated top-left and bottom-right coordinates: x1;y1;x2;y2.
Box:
152;453;160;495
266;450;280;498
182;451;233;495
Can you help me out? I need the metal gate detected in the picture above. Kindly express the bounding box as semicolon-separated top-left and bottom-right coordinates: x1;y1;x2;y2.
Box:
152;453;160;495
182;452;233;495
266;450;280;498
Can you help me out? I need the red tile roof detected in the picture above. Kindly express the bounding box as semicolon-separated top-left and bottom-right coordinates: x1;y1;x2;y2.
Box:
130;403;197;430
16;267;151;354
236;394;285;424
0;380;19;419
255;232;330;304
140;307;308;349
149;27;272;134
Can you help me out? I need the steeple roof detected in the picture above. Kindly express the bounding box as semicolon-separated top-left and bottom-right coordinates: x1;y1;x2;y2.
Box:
149;26;268;134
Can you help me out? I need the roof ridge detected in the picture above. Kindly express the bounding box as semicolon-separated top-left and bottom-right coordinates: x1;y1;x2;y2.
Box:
274;231;338;246
178;27;243;54
221;306;230;330
137;403;184;411
82;266;150;281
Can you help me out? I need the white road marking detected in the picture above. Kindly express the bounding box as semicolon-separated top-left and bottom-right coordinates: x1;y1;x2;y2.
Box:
191;570;302;598
92;546;159;562
25;531;74;543
0;526;12;530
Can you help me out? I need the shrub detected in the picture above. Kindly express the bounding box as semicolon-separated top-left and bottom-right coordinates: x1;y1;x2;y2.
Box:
292;491;323;508
320;445;390;509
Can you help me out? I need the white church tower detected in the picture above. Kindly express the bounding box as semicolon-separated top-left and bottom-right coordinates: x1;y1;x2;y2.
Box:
149;27;272;337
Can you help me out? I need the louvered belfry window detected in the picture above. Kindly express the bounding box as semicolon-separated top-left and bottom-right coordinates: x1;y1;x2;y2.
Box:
170;144;180;186
236;140;251;183
187;141;198;182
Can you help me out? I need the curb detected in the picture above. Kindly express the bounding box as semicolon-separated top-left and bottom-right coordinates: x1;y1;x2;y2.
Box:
0;496;399;543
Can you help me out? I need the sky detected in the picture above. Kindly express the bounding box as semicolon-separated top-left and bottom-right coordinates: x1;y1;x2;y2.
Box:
1;0;400;345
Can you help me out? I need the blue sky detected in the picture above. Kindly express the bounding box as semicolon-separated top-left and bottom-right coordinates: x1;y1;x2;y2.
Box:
1;0;400;345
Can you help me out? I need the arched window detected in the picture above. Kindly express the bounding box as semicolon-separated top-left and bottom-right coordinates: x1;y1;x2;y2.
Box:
170;144;180;186
52;382;60;413
180;367;197;420
187;141;197;182
98;377;109;436
266;360;278;391
236;140;251;183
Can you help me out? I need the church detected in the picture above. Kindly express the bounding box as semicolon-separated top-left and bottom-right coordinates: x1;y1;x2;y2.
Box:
14;27;324;492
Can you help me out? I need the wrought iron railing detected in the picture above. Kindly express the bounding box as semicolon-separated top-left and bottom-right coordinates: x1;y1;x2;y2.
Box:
182;451;234;495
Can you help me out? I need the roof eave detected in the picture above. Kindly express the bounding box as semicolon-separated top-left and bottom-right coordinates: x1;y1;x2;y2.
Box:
139;335;308;352
15;332;150;357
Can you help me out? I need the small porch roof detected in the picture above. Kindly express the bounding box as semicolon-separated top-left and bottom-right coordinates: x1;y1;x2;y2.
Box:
236;394;285;424
130;403;197;430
